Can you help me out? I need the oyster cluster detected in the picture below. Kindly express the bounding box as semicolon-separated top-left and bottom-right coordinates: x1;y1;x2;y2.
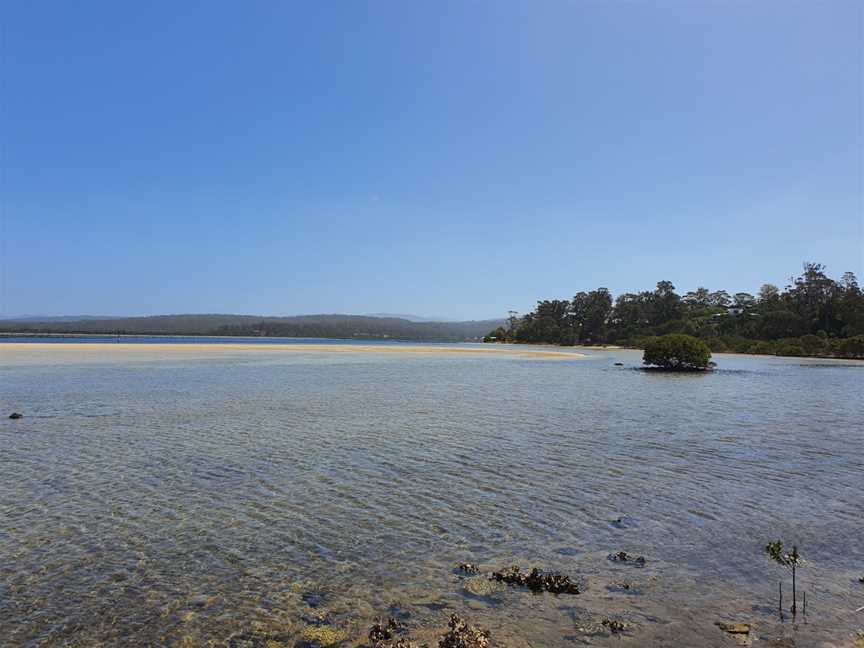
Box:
490;566;580;595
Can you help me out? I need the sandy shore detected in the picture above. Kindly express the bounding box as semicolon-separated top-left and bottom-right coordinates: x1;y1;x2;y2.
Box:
0;343;585;360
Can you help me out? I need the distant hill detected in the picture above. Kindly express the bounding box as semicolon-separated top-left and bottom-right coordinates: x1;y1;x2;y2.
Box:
365;312;451;322
0;314;116;322
0;313;505;342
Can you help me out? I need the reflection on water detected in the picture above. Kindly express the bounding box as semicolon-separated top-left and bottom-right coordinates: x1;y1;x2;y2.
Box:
1;346;862;647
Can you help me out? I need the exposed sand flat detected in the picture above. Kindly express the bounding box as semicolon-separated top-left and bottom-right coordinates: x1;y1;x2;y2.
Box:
0;342;585;360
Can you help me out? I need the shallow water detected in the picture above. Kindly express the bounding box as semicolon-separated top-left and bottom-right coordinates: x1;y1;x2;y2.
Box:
1;344;862;647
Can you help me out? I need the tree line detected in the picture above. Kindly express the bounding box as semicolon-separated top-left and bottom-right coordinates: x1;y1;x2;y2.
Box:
0;313;503;342
485;263;864;359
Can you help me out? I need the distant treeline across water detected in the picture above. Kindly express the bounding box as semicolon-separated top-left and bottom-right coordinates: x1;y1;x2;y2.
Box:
0;314;504;342
485;262;864;359
0;334;430;345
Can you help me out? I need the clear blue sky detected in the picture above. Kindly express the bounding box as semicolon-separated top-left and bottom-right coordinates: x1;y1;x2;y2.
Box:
2;1;862;320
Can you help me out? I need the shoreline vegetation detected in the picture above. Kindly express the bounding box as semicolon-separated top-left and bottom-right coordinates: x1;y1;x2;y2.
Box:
0;314;504;343
483;262;864;361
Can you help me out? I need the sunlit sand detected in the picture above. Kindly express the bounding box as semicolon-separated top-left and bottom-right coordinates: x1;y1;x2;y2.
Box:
0;342;585;361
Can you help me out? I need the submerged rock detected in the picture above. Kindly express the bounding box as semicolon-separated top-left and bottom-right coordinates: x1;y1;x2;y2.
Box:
715;622;751;635
490;565;580;594
227;632;292;648
8;412;23;419
301;610;333;627
607;551;646;566
715;622;754;646
301;588;332;609
439;614;492;648
573;613;634;637
462;575;505;598
606;581;639;594
299;624;348;647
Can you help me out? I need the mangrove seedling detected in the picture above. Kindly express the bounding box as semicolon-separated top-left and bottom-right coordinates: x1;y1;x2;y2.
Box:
765;540;802;616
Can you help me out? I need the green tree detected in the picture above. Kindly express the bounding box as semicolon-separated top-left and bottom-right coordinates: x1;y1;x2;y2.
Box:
765;541;802;616
572;288;612;343
650;281;682;325
642;334;712;370
758;283;781;306
683;287;712;311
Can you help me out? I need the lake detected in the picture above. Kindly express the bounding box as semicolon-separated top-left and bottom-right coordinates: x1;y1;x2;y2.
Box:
1;342;862;647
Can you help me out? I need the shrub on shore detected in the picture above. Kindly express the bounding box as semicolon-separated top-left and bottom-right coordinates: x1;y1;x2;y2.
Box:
619;334;864;360
642;334;712;371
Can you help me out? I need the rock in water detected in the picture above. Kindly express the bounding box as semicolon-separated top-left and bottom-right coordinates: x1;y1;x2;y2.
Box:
601;618;630;634
490;565;580;594
439;615;491;648
607;551;646;566
462;576;504;598
9;412;23;419
368;618;407;646
457;562;480;574
299;625;348;647
715;622;751;635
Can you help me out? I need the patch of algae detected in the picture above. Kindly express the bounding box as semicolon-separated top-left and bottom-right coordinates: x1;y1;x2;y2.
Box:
300;625;349;646
264;641;287;648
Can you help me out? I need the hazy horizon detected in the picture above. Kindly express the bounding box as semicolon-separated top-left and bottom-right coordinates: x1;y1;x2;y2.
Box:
2;2;861;320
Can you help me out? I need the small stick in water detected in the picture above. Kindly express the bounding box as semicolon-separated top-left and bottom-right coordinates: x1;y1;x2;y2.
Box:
779;581;783;621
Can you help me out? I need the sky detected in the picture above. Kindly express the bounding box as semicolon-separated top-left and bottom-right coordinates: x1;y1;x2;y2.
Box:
1;1;862;320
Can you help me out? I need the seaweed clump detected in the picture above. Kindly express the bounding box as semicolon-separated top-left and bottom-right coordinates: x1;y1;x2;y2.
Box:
607;551;646;566
490;566;580;594
438;614;492;648
299;625;348;647
368;617;418;648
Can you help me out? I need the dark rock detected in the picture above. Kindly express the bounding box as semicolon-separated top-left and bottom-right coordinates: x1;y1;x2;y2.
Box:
607;551;646;566
601;618;630;634
438;614;491;648
491;565;580;594
369;618;402;644
8;412;23;420
457;563;480;574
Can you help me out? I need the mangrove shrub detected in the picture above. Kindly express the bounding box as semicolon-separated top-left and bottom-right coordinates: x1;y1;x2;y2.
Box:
643;334;712;370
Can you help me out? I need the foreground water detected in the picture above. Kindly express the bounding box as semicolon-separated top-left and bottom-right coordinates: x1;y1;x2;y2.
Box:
1;343;862;647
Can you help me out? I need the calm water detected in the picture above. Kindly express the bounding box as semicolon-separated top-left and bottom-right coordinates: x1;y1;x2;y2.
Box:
1;344;862;647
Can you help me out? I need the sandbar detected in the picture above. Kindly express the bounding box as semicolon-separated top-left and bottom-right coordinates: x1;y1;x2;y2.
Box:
0;342;585;360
